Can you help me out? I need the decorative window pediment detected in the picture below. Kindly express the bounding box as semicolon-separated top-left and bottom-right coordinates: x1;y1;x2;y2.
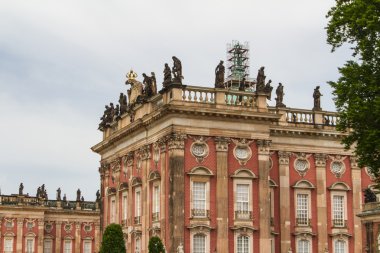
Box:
106;187;117;195
148;170;161;181
131;177;142;187
292;180;315;189
231;168;257;179
328;182;351;191
118;182;128;191
187;167;214;177
269;179;278;188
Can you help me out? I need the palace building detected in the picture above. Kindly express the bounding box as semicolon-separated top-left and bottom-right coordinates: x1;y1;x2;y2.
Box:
0;186;100;253
91;43;374;253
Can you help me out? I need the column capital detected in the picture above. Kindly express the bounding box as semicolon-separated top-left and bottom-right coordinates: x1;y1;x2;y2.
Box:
123;152;134;167
137;145;151;161
256;139;272;154
215;137;230;152
167;133;187;150
278;151;291;165
350;156;360;170
314;153;328;167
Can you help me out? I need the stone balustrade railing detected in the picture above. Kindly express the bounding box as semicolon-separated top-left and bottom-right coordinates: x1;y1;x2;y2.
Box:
181;86;215;104
0;195;98;211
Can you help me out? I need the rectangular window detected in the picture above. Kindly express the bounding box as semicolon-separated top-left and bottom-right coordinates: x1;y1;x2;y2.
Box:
4;238;13;253
297;239;310;253
43;240;52;253
122;195;128;220
152;185;160;221
296;194;309;225
83;241;92;253
193;182;206;217
333;195;345;227
26;239;34;253
135;189;141;224
236;184;249;211
237;236;249;253
111;197;116;223
193;234;206;253
64;240;72;253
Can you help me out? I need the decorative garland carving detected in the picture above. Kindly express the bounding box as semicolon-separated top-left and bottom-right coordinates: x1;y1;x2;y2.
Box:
328;155;347;178
123;152;134;167
152;142;160;168
137;145;151;161
232;139;253;166
190;136;210;163
215;137;230;152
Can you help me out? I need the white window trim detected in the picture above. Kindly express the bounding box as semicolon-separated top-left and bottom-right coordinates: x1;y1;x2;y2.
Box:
190;179;210;218
83;239;92;253
330;191;347;227
152;183;160;215
294;189;312;226
43;239;53;253
234;232;253;253
110;196;116;223
64;239;72;253
135;187;142;220
4;237;14;253
333;238;348;253
190;231;210;253
296;236;312;253
25;237;35;253
233;179;253;219
122;192;128;221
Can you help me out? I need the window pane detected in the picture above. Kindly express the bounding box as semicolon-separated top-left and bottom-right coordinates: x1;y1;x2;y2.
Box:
64;240;72;253
296;194;309;225
83;241;92;253
237;236;249;253
236;184;249;211
26;239;34;253
193;182;206;211
193;234;206;253
44;240;52;253
5;238;13;253
333;195;344;226
123;195;128;220
335;240;346;253
297;239;310;253
153;186;160;213
135;190;141;216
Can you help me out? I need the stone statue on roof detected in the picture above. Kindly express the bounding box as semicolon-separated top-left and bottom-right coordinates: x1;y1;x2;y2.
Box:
215;60;225;88
125;70;143;105
275;83;286;108
19;183;24;195
163;63;172;87
313;85;322;111
172;56;183;84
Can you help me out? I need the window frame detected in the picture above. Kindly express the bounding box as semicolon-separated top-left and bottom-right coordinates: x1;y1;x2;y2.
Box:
331;192;347;228
43;239;53;253
63;239;72;253
190;178;210;218
294;190;311;226
233;179;253;220
333;238;348;253
296;237;312;253
4;237;13;253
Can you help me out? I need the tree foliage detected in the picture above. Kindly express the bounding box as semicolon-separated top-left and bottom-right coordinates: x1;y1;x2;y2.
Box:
100;224;126;253
326;0;380;176
148;236;165;253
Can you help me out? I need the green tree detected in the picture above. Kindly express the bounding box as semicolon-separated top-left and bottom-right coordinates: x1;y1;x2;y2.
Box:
148;236;165;253
326;0;380;176
100;224;126;253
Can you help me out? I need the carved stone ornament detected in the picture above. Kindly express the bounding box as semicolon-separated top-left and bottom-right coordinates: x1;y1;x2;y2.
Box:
350;156;359;169
83;223;93;232
190;136;209;163
167;133;187;150
153;142;160;167
215;137;230;152
328;155;347;178
111;158;121;173
278;151;291;165
25;219;36;230
269;157;273;170
314;153;328;167
4;218;14;228
294;158;310;177
44;222;53;233
137;145;151;161
256;139;272;154
365;167;376;180
330;161;346;178
232;139;253;165
123;152;134;167
64;223;72;232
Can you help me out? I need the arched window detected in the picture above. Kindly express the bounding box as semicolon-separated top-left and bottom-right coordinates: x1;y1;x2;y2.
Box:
334;239;346;253
193;234;206;253
297;239;310;253
237;235;249;253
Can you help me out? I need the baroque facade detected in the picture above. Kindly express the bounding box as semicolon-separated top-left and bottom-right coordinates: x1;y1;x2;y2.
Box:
91;68;373;253
0;189;100;253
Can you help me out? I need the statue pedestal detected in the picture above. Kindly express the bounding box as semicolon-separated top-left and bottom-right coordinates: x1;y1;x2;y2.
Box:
57;201;62;209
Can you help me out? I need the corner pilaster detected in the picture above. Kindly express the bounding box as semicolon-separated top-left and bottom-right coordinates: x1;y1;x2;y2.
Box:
350;156;363;252
278;151;291;253
257;140;272;253
167;133;186;253
215;137;230;253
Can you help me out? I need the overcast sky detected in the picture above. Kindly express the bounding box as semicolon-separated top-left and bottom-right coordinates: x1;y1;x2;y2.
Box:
0;0;351;200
